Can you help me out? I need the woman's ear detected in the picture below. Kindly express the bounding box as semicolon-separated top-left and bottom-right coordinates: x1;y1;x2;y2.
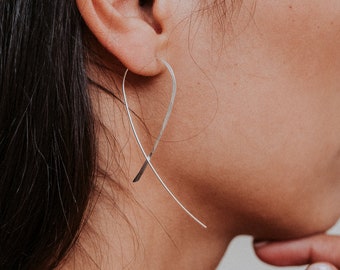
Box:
76;0;166;76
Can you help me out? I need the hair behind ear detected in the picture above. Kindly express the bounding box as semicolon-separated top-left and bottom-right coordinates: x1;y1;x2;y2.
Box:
0;0;95;268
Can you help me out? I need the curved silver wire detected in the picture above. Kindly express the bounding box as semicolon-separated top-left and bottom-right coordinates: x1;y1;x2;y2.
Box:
122;59;207;229
131;62;176;183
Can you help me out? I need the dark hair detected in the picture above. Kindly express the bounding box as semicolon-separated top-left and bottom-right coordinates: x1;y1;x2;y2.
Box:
0;0;239;268
0;0;95;269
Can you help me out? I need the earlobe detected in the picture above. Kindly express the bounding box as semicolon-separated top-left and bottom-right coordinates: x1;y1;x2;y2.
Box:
76;0;165;76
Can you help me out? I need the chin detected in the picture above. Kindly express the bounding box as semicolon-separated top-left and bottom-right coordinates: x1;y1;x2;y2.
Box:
251;213;339;241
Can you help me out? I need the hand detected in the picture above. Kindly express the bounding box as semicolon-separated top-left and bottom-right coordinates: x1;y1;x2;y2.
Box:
253;234;340;270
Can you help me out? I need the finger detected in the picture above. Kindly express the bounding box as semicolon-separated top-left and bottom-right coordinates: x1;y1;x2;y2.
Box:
253;234;340;267
307;263;338;270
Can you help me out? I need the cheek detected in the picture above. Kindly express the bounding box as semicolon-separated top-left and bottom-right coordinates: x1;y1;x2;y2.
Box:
253;0;340;75
186;48;340;235
203;1;340;236
164;0;340;237
210;87;340;237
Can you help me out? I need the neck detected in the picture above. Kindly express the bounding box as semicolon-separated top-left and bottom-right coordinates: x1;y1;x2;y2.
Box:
60;173;234;270
59;72;236;269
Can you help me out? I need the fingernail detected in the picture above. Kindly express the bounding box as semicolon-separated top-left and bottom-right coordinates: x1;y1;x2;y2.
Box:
253;241;269;248
307;263;335;270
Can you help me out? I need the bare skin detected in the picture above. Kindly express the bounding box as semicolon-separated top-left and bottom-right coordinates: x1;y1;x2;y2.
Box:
254;234;340;269
60;1;340;269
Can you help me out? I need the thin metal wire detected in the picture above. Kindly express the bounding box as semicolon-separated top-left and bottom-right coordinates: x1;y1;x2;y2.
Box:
132;63;176;182
122;59;207;229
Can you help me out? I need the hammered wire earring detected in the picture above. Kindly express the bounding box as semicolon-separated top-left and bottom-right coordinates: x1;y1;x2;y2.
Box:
122;59;207;229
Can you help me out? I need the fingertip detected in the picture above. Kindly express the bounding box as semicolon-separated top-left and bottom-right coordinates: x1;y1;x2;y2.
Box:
307;263;338;270
252;239;308;266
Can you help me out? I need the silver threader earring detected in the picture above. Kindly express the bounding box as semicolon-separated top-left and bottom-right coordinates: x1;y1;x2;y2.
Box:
122;59;207;229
